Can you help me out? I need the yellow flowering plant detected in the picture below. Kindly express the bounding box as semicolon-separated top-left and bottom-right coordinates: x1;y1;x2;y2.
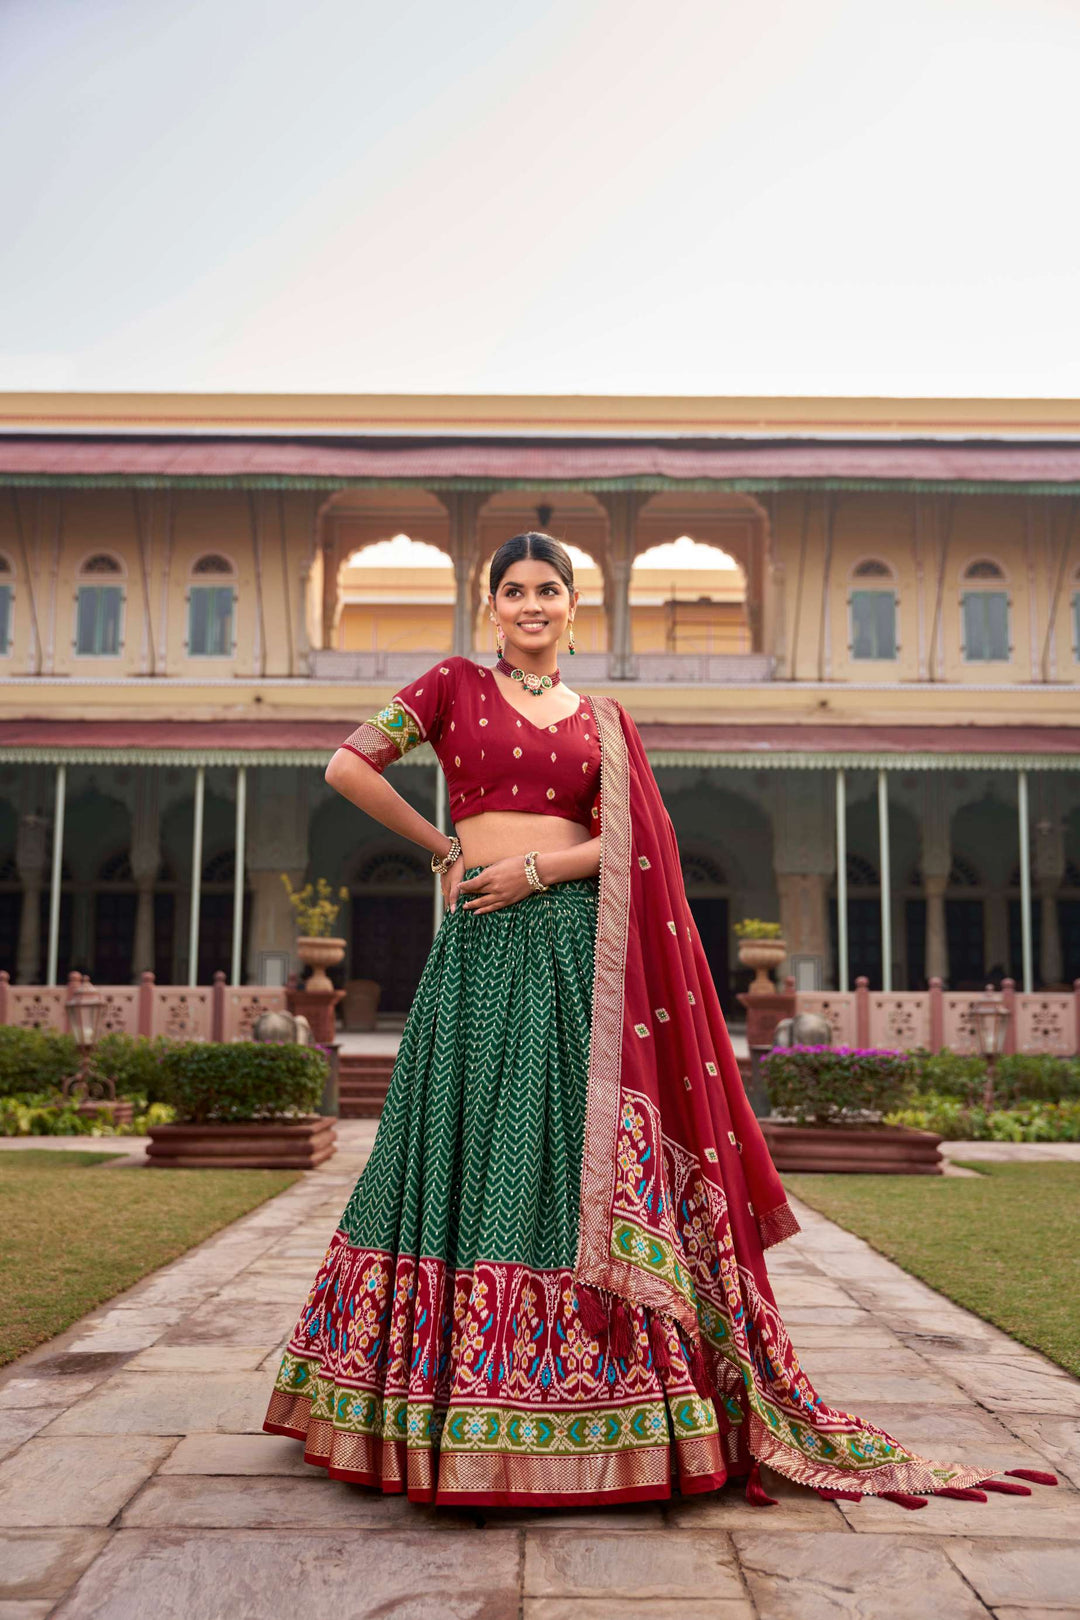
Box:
280;874;350;937
733;917;783;939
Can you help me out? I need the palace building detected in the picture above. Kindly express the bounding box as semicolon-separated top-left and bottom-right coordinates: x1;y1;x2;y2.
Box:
2;390;1080;1016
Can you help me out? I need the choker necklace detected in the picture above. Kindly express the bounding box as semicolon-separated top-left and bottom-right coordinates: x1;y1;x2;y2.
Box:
496;654;561;695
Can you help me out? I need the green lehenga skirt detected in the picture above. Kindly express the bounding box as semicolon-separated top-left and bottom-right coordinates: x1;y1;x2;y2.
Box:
263;868;729;1506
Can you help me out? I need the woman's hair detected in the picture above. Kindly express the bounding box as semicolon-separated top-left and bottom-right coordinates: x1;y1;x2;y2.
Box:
489;532;575;597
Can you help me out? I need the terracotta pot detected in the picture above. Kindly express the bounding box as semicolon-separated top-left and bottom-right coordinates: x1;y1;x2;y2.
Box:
760;1120;943;1175
147;1115;336;1170
737;937;787;993
296;936;346;994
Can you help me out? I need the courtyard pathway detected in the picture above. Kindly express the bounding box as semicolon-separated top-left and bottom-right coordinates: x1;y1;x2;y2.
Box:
0;1123;1077;1619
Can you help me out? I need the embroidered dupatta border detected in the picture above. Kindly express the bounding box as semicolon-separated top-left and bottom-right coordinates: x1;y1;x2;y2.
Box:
572;693;700;1334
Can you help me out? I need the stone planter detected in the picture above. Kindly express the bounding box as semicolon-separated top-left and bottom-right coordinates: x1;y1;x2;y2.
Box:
147;1115;336;1170
737;937;786;993
295;936;346;994
760;1120;943;1175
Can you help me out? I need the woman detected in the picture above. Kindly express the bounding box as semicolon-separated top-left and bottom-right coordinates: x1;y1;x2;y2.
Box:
263;532;1054;1510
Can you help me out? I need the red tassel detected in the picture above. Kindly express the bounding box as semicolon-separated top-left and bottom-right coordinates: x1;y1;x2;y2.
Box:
648;1315;673;1376
745;1461;779;1507
936;1487;987;1502
880;1492;928;1510
575;1284;609;1340
688;1339;712;1399
610;1300;634;1360
817;1487;863;1502
984;1478;1031;1496
1006;1468;1058;1487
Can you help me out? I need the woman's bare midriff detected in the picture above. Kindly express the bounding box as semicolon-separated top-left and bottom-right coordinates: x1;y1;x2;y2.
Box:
455;810;591;868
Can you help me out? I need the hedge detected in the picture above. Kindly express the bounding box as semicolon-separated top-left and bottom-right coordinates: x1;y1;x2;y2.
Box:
760;1045;916;1126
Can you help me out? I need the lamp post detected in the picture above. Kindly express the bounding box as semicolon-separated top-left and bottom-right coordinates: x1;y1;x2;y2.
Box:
971;985;1010;1112
62;978;117;1113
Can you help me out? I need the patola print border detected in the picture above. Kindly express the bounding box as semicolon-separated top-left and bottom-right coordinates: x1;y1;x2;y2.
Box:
572;694;697;1326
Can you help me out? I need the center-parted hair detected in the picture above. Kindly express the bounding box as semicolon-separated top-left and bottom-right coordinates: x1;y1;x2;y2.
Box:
489;532;575;597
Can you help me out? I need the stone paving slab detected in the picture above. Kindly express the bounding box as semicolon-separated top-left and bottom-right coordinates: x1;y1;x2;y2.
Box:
0;1123;1076;1618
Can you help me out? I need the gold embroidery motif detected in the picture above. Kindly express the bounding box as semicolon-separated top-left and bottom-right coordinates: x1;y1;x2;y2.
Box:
638;856;651;870
704;1147;718;1162
633;1023;649;1038
705;1061;717;1076
667;921;677;934
546;788;556;800
687;990;696;1005
513;747;522;758
654;1008;669;1022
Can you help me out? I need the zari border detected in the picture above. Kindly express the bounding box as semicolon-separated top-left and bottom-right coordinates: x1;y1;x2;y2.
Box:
757;1200;802;1252
573;693;634;1300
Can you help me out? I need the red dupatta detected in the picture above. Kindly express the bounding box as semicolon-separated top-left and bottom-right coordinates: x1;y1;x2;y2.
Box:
573;695;996;1497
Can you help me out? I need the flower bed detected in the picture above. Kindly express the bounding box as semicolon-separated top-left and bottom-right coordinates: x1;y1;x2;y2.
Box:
760;1044;917;1126
886;1094;1080;1142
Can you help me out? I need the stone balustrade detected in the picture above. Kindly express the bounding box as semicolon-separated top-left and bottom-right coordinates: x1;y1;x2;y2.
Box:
0;969;288;1044
796;976;1080;1055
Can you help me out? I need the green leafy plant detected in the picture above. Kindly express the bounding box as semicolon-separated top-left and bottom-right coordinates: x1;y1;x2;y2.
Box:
907;1048;1080;1107
886;1093;1080;1142
280;874;350;937
733;918;783;939
154;1039;328;1124
761;1045;917;1126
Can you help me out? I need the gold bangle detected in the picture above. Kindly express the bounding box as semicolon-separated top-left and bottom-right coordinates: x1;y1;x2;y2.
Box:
431;836;461;876
523;850;549;894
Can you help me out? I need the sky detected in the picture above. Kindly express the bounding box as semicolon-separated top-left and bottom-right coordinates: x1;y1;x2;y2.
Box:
1;0;1078;399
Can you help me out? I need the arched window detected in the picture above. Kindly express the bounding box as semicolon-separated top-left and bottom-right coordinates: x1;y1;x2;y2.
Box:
849;559;897;660
0;554;12;656
960;558;1009;662
75;553;124;656
187;554;236;657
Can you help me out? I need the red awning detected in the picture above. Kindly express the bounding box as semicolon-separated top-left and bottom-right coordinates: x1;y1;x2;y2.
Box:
1;719;1079;759
4;437;1080;484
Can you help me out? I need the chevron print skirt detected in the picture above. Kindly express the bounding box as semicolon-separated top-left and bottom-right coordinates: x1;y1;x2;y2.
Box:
264;868;729;1505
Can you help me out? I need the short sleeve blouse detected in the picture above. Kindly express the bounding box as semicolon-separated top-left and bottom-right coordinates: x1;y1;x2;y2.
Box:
339;656;602;834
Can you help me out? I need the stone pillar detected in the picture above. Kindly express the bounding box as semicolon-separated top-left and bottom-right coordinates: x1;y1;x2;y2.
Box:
1034;794;1066;987
443;492;483;658
920;782;952;986
597;493;643;679
130;769;161;979
246;769;311;983
924;873;948;985
15;812;47;984
771;773;834;988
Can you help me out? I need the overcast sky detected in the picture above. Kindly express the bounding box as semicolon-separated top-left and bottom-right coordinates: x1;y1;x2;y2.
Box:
1;0;1077;398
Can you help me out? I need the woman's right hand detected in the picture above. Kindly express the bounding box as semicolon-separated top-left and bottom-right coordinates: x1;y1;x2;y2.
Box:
441;855;466;912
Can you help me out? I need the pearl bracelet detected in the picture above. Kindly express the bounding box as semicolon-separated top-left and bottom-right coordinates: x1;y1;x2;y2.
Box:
523;850;549;894
431;836;461;877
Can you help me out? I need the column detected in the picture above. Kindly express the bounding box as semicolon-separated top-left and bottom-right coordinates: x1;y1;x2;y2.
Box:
231;765;248;985
597;493;642;680
188;765;205;987
1034;780;1065;987
878;769;892;993
130;769;161;978
773;771;835;989
920;779;951;986
835;769;848;990
1017;769;1034;993
444;492;483;657
15;810;47;984
246;768;310;983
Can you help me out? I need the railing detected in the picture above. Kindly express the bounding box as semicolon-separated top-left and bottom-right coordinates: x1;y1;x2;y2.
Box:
0;970;288;1043
309;650;773;683
796;976;1080;1055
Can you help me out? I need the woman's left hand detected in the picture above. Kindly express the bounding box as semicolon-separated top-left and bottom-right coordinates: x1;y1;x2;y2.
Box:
455;854;537;914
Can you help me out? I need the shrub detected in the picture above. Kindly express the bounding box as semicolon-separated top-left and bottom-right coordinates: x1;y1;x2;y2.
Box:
887;1092;1080;1142
0;1092;178;1137
0;1026;76;1096
761;1045;917;1126
908;1049;1080;1106
154;1040;328;1123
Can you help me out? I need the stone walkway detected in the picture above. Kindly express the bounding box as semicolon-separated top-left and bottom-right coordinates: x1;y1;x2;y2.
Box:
1;1125;1077;1619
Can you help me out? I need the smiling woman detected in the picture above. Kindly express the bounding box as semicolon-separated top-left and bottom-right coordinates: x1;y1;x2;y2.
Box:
262;531;1055;1512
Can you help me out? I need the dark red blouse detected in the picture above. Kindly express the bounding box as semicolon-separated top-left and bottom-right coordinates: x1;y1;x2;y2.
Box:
339;656;602;833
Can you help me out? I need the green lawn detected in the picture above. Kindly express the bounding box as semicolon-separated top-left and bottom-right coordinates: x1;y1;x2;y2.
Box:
783;1161;1080;1377
0;1150;301;1366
